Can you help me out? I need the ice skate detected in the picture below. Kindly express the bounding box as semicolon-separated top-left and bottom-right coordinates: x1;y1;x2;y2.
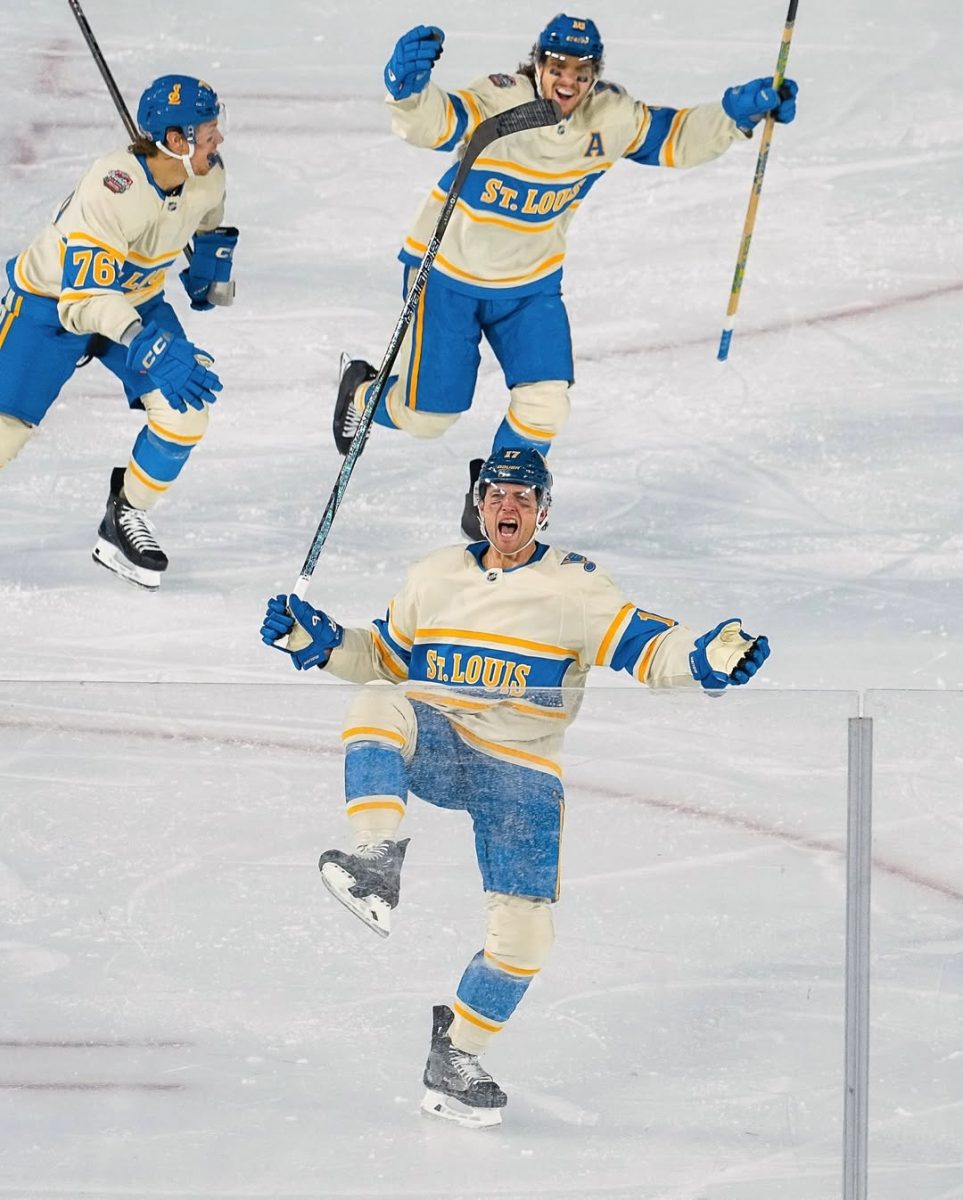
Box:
332;355;377;455
317;837;409;937
420;1004;506;1129
460;458;485;541
92;466;168;590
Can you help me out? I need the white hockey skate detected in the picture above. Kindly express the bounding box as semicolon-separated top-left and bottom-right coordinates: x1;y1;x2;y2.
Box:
317;838;409;938
420;1004;506;1129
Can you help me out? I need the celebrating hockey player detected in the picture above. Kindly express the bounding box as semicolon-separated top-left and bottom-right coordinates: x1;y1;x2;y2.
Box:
0;75;238;589
332;14;798;537
260;447;770;1128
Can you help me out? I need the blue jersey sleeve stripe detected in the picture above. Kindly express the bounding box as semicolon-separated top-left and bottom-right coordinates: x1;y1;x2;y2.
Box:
371;620;411;678
387;600;413;649
624;106;679;166
433;93;469;153
609;610;677;676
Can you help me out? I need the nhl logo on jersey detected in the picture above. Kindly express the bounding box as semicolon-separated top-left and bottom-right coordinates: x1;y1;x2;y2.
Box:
489;74;517;88
103;169;134;195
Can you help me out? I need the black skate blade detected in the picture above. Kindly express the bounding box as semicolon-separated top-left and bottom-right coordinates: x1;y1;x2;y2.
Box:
92;540;162;591
319;862;392;938
420;1089;502;1129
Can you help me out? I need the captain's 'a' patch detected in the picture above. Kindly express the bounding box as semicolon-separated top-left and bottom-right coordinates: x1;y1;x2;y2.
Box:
489;74;517;88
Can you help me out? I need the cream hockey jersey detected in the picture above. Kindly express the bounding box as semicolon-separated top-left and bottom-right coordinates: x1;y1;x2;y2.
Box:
389;73;742;297
323;542;701;779
11;150;226;343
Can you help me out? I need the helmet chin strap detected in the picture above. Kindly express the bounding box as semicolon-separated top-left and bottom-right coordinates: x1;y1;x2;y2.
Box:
479;506;550;559
154;138;197;178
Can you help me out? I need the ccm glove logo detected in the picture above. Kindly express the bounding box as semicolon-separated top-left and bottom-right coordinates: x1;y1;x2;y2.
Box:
141;334;170;370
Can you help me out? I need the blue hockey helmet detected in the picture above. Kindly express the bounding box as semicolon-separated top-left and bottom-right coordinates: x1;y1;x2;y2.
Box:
475;447;553;512
537;14;604;64
136;75;220;143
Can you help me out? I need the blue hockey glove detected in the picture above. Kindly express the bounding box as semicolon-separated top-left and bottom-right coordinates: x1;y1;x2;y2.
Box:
260;594;344;671
384;25;444;100
722;76;798;133
689;619;770;691
179;226;239;311
773;79;798;124
125;321;222;412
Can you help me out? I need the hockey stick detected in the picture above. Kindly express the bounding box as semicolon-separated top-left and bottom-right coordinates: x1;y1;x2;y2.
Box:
66;0;138;140
716;0;798;361
287;97;562;600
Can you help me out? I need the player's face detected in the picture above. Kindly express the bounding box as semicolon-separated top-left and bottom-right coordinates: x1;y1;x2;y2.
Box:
480;483;541;557
189;120;224;174
538;52;596;116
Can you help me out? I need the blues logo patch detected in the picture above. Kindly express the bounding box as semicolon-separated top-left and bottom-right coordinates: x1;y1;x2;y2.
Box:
103;170;134;195
489;74;517;88
561;552;597;572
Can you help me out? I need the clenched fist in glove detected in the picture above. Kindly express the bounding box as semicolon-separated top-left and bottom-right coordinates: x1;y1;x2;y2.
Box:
180;226;239;310
125;321;222;412
384;25;444;100
260;594;345;671
722;76;798;133
689;619;770;691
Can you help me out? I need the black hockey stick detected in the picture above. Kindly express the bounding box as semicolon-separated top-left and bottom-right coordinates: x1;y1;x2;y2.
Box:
66;0;138;139
288;97;562;599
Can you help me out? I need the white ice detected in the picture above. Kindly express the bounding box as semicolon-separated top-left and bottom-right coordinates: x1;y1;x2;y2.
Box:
1;1;962;1197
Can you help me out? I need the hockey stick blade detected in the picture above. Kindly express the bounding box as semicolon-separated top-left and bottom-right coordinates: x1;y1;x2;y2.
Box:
492;97;561;138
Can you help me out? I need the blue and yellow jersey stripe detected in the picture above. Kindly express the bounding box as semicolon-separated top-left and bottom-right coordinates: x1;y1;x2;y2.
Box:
0;292;23;351
625;105;690;167
450;717;562;779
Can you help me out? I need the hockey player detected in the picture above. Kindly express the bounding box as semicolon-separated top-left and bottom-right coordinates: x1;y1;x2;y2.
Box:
0;75;238;589
259;447;770;1127
332;15;798;537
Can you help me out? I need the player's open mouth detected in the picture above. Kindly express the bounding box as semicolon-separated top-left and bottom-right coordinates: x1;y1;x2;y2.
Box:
497;518;518;536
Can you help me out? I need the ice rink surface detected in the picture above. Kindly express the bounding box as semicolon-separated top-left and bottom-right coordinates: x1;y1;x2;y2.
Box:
1;1;961;1197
